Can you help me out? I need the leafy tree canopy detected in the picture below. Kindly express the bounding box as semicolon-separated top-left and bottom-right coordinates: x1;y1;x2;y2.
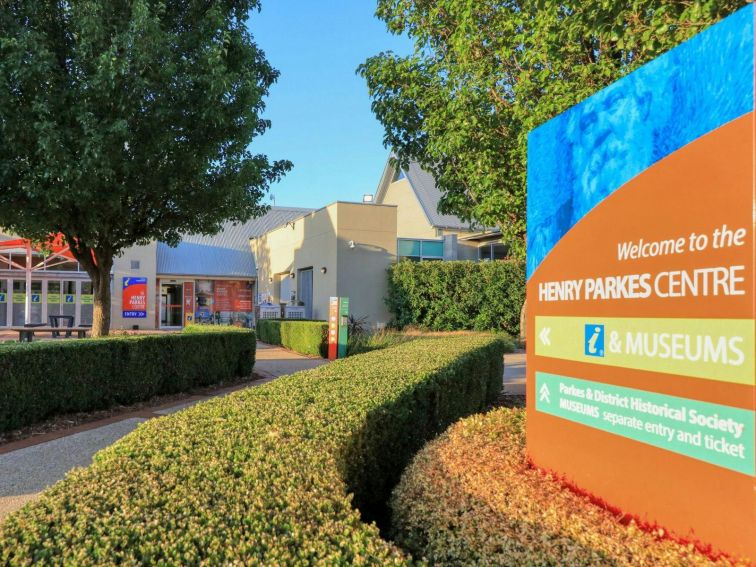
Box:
0;0;290;334
360;0;747;258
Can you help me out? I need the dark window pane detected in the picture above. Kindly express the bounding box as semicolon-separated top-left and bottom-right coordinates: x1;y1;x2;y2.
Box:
492;243;509;260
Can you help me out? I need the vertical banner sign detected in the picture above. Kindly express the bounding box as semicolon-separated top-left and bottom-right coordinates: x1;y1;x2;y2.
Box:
122;277;147;319
526;6;754;560
328;297;339;360
183;282;195;326
338;297;349;359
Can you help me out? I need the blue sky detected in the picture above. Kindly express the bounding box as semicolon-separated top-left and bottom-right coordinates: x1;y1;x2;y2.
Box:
247;2;412;209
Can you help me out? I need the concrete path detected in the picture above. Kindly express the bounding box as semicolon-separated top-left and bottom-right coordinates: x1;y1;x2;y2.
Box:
255;341;328;378
503;350;526;395
0;342;327;522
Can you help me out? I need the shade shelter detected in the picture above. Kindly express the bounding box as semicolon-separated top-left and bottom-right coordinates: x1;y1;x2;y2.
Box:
0;235;78;325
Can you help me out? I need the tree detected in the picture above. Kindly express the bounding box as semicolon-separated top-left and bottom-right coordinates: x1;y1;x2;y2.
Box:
360;0;747;259
0;0;290;336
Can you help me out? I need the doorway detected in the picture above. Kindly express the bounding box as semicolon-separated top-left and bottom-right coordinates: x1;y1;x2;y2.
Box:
160;283;183;327
297;268;313;319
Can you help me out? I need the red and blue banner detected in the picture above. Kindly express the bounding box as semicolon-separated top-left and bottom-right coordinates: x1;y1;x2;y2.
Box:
122;277;148;319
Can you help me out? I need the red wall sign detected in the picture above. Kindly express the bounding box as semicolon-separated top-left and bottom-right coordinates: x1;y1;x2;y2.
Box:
214;281;253;312
122;277;147;319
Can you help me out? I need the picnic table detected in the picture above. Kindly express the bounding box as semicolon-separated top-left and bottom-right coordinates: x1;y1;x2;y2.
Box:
49;315;75;338
9;325;90;342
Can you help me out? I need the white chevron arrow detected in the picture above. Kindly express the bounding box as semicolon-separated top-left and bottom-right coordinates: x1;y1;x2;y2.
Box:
539;383;551;403
539;326;551;346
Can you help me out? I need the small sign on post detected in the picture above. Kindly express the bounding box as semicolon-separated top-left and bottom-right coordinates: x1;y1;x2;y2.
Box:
328;297;349;359
338;297;349;359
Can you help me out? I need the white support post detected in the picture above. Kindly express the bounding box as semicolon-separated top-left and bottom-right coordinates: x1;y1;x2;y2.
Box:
24;243;31;325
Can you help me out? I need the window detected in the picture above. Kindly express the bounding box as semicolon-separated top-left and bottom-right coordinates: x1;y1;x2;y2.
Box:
130;260;141;270
479;242;509;261
397;238;444;261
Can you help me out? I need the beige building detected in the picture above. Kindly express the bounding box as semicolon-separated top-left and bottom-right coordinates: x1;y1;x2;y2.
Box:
372;158;506;261
252;202;397;325
0;158;507;331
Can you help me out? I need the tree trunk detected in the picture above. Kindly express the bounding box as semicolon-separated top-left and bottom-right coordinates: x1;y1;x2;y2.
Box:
63;235;114;338
90;262;112;337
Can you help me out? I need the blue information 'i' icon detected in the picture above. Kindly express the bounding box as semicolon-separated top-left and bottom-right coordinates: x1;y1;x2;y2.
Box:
584;324;605;357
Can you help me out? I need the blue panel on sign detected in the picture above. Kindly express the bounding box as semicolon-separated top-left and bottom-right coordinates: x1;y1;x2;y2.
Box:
123;311;147;319
526;4;754;279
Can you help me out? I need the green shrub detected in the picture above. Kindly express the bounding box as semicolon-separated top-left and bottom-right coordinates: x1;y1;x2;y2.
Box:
391;408;738;566
387;259;526;335
0;335;506;565
257;319;328;357
346;329;413;356
0;327;255;433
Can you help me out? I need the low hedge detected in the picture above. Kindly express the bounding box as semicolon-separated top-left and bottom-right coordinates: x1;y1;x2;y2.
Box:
257;319;328;357
0;335;506;564
391;408;739;566
0;327;255;433
387;259;526;335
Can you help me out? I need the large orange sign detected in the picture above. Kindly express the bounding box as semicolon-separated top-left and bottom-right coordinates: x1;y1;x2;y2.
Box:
526;6;754;560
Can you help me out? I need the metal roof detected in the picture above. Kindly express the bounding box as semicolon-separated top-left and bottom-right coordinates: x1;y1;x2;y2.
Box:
403;161;474;230
156;207;312;278
374;157;477;231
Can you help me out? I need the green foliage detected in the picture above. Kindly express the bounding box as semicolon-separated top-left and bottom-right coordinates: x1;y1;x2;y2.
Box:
360;0;747;257
347;329;413;356
0;335;507;564
257;319;329;357
0;0;290;333
387;260;525;335
391;408;740;566
0;328;255;433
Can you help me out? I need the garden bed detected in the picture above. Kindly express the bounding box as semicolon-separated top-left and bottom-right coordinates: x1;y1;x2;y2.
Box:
391;408;745;566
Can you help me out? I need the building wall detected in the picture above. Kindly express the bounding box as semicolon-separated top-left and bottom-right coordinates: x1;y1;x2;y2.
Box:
253;206;339;321
253;202;397;326
335;202;397;328
110;242;158;330
381;179;438;240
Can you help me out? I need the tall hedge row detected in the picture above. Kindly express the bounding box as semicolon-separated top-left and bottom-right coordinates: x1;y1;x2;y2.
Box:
256;319;328;357
0;327;255;433
0;335;507;564
387;260;526;335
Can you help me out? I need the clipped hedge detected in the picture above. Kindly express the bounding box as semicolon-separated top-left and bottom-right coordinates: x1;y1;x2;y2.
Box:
391;408;739;566
0;335;506;564
387;259;526;335
257;319;328;357
0;327;255;433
